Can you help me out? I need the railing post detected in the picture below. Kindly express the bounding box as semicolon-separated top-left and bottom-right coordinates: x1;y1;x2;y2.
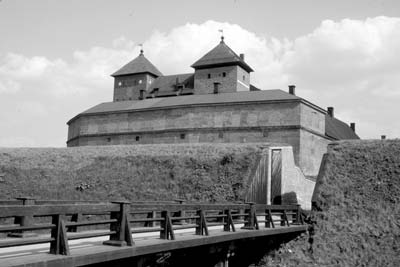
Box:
160;210;175;240
67;213;81;232
103;201;133;247
8;197;37;237
242;202;258;230
265;208;275;228
195;209;209;236
173;199;186;225
295;204;304;224
144;211;157;227
283;210;290;226
223;209;235;232
50;214;70;255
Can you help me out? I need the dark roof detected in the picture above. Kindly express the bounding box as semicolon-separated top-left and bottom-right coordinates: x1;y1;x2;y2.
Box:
78;90;300;116
148;73;194;94
250;84;261;91
191;39;254;72
325;115;359;140
111;52;163;77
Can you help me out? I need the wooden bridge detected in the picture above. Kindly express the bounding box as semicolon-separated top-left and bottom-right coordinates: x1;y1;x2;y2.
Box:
0;198;307;267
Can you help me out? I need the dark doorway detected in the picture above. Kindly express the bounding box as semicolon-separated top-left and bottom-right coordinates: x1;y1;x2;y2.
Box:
271;149;282;204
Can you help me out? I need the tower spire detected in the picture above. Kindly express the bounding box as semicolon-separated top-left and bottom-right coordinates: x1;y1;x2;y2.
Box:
139;44;144;55
218;29;224;43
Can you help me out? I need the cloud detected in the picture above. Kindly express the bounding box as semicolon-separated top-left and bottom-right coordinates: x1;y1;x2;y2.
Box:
142;21;288;87
1;17;400;146
281;16;400;138
283;16;400;94
0;79;20;94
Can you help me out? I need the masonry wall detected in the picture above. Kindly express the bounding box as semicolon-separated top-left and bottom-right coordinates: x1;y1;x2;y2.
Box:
113;73;155;101
71;129;301;162
68;101;328;176
236;66;250;91
296;103;330;176
300;102;325;133
67;101;311;173
68;102;300;136
193;65;249;94
278;146;315;210
299;129;330;177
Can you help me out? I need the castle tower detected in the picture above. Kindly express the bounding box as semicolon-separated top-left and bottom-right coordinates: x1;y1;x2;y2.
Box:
191;37;253;95
111;49;162;101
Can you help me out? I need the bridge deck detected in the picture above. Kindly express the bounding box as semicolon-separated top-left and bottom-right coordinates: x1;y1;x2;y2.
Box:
0;224;307;267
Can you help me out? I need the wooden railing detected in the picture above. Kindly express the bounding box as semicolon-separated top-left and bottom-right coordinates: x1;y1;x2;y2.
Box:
0;199;304;256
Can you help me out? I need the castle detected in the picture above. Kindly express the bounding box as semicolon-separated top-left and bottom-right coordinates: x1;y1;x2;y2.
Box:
67;37;359;177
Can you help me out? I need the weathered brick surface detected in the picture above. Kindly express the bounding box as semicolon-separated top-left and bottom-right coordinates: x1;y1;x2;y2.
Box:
113;73;154;101
67;101;330;176
194;65;249;94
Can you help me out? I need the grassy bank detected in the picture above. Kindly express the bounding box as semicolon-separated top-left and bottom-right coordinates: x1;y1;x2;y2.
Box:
0;143;265;202
257;140;400;266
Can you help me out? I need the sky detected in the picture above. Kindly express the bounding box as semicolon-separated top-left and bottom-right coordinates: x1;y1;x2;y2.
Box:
0;0;399;147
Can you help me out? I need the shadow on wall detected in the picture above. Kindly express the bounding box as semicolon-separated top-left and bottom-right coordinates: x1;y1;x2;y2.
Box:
273;192;298;205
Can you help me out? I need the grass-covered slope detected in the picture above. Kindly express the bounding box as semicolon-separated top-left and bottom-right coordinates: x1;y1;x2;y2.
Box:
0;144;263;202
259;140;400;266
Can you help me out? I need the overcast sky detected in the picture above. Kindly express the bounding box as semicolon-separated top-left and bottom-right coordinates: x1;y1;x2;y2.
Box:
0;0;399;147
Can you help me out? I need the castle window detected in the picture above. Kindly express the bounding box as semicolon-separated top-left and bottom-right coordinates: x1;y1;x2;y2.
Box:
180;133;185;139
135;136;140;141
139;79;143;84
213;82;220;94
134;80;138;85
243;75;245;81
106;137;111;142
208;74;211;79
118;81;122;87
222;72;226;77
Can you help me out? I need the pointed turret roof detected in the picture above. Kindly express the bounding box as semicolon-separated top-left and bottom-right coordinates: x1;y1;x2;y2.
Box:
111;50;163;77
191;37;253;72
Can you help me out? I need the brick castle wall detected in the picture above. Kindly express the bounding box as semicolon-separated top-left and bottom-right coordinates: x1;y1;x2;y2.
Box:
67;101;330;176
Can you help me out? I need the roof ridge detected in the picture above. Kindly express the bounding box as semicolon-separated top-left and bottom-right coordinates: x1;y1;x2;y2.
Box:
111;53;163;77
191;41;253;72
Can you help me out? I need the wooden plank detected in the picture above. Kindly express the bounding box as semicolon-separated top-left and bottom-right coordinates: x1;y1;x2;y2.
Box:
129;203;248;212
65;219;117;227
0;236;54;248
255;204;299;211
0;200;21;205
68;230;116;240
0;204;119;218
0;224;55;232
1;225;308;267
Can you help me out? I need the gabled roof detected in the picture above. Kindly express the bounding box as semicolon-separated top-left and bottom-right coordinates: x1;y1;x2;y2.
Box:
148;73;194;94
325;115;359;140
191;38;254;72
111;51;163;77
